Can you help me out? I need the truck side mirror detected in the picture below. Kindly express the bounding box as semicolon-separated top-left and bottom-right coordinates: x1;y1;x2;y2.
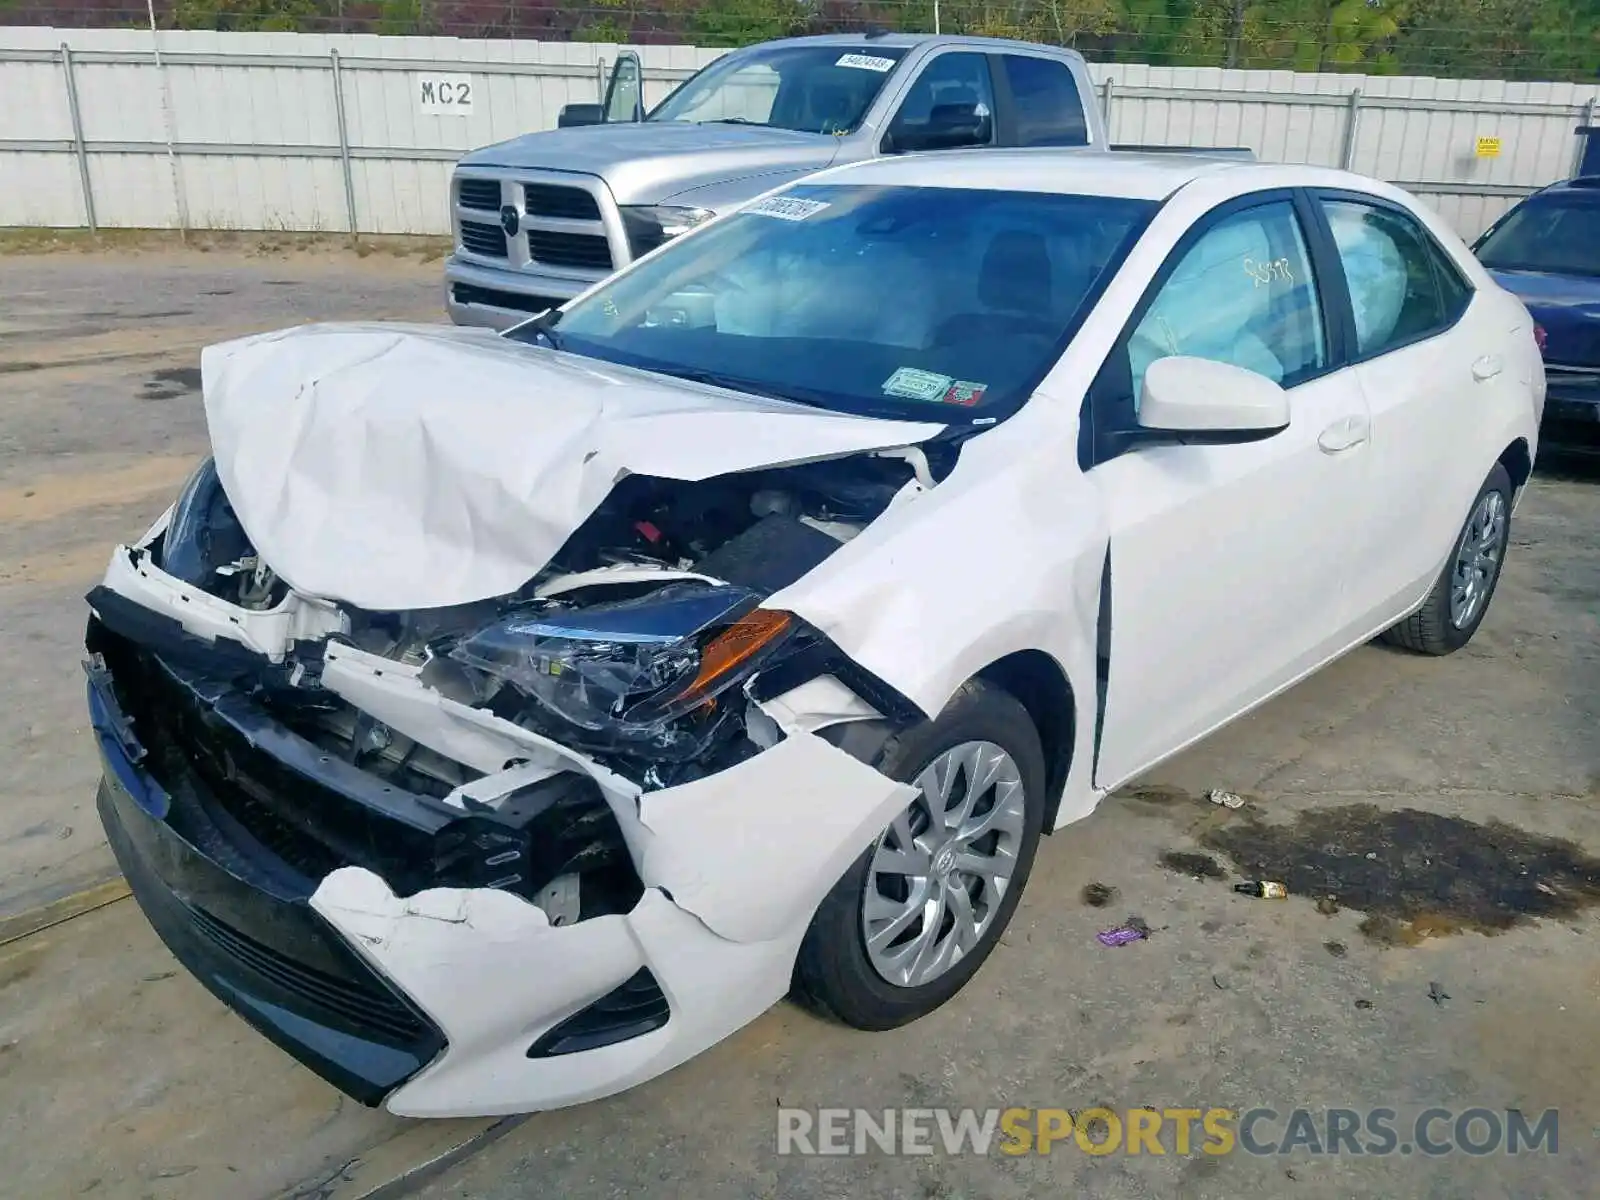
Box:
558;103;605;129
884;103;993;154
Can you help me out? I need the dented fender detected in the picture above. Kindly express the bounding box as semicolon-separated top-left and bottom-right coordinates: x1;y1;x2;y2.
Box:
634;732;917;944
771;407;1110;826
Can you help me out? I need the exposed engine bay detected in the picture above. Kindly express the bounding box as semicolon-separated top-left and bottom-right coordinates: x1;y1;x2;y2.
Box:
87;445;946;926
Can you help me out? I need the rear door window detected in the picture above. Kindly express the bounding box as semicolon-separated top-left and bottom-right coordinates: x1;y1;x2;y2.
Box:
1320;199;1471;358
998;55;1090;147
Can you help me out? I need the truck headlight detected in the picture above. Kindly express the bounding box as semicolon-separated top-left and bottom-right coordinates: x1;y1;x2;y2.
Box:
619;205;714;257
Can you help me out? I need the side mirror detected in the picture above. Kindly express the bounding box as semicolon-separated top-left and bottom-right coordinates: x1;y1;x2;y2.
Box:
884;103;993;154
558;103;605;129
1139;356;1289;437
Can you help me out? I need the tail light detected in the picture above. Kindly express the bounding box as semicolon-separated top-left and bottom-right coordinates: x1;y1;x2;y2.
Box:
1533;324;1548;356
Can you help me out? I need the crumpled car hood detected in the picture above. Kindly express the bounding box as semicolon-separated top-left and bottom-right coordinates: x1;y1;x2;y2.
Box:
200;323;943;611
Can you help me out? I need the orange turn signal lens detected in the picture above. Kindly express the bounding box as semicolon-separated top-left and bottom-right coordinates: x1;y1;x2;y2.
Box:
672;608;793;706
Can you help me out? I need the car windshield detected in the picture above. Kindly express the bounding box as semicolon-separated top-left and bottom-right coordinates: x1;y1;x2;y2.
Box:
520;184;1155;422
648;45;909;134
1476;196;1600;277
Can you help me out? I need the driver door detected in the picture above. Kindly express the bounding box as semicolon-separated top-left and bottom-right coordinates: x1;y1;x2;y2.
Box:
1089;196;1373;789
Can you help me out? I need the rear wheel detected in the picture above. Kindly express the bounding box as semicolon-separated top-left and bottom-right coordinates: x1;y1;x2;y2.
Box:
793;681;1045;1030
1380;462;1513;655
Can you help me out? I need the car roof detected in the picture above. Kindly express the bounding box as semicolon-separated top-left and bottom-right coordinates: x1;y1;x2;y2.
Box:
750;32;1087;57
1533;175;1600;197
804;149;1283;202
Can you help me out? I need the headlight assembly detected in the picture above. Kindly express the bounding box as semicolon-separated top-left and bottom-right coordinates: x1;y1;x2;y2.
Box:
449;583;795;760
619;205;714;257
159;456;251;587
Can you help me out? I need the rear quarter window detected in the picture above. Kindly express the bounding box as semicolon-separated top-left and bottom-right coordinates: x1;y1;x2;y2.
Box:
999;56;1089;148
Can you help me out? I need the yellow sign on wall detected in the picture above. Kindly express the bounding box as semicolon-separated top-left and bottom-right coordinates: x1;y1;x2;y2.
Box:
1475;136;1503;158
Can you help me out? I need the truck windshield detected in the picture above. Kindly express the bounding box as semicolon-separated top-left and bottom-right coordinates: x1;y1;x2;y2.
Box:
648;45;909;134
1476;196;1600;278
526;184;1155;422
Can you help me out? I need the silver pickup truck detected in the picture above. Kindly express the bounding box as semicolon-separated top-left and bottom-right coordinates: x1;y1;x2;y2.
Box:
444;32;1248;329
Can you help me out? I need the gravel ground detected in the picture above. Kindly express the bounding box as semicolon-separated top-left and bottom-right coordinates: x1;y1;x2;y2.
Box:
0;249;1594;1200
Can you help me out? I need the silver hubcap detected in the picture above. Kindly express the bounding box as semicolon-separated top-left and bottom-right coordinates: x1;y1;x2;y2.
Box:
1449;490;1506;629
861;740;1026;988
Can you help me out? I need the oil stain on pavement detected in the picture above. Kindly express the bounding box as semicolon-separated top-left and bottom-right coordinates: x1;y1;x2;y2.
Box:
140;366;203;400
1197;804;1600;944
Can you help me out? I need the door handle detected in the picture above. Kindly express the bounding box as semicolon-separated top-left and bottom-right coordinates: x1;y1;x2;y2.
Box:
1317;414;1369;454
1472;354;1504;381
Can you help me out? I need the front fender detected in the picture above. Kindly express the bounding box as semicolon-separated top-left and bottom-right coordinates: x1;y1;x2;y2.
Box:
769;410;1110;824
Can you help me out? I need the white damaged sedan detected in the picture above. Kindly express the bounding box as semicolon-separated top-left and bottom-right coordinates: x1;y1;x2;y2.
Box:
86;153;1543;1117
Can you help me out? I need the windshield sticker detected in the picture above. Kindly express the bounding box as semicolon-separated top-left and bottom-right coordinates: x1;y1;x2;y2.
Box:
942;380;988;407
836;53;896;72
744;196;832;222
883;367;954;401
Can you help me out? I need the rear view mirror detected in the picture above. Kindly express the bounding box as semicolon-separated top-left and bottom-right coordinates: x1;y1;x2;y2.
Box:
558;103;604;128
1139;356;1289;436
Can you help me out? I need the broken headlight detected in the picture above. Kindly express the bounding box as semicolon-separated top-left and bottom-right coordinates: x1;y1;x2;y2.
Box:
159;456;251;587
449;583;795;760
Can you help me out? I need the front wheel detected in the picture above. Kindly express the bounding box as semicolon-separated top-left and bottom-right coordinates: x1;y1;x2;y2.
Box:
793;681;1046;1030
1380;462;1514;655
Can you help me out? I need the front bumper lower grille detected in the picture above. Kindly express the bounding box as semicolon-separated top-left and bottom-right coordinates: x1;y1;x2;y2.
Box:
95;768;445;1105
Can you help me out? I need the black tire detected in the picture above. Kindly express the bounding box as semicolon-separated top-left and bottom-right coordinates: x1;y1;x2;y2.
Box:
1380;462;1514;656
793;680;1046;1030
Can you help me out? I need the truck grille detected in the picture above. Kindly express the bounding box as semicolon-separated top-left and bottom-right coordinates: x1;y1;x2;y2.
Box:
459;220;508;259
453;171;622;280
457;178;502;211
527;230;612;270
522;183;602;220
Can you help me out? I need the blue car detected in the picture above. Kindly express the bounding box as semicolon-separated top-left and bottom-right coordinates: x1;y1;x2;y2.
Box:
1473;177;1600;434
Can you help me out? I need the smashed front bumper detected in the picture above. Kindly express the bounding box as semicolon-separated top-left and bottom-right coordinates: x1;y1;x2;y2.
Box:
86;551;913;1117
